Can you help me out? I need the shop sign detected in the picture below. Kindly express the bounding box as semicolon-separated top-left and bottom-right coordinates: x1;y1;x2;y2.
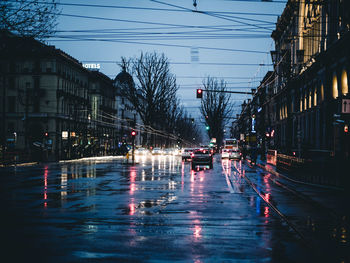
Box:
83;63;100;70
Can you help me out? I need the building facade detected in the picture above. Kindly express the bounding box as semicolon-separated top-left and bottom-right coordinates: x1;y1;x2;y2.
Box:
113;70;143;147
0;31;118;162
234;0;349;183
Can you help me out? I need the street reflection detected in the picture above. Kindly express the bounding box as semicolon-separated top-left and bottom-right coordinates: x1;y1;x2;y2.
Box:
222;159;244;193
129;198;136;216
181;161;185;191
126;153;182;217
61;165;68;205
44;165;48;208
130;168;136;194
193;219;202;240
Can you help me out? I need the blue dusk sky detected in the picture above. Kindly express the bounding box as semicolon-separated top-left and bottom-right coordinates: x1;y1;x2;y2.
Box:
47;0;287;129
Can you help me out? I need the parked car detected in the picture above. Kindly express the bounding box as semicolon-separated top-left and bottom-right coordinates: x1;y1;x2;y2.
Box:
181;148;194;161
191;148;213;169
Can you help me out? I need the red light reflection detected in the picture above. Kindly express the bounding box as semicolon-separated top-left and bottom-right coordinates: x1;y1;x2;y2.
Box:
181;163;185;191
44;165;48;207
130;169;136;194
264;194;270;218
264;193;270;202
129;203;135;215
264;206;269;218
194;225;202;238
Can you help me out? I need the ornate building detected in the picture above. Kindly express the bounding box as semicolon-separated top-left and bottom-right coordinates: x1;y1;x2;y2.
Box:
0;31;118;162
236;0;349;184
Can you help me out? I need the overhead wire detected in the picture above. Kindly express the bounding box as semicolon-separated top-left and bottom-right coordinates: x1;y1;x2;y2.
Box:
150;0;274;32
5;0;281;16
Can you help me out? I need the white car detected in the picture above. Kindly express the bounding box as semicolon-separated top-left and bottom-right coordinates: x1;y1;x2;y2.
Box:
221;148;231;159
181;148;194;161
151;147;163;155
221;148;241;160
229;149;241;160
135;147;149;155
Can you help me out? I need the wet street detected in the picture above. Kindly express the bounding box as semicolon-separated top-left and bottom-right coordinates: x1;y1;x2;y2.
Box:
1;154;349;262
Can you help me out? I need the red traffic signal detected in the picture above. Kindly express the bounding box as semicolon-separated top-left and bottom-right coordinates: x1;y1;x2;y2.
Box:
196;89;203;98
131;130;136;137
44;132;48;137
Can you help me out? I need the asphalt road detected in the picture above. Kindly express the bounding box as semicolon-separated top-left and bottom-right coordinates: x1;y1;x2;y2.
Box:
0;154;348;262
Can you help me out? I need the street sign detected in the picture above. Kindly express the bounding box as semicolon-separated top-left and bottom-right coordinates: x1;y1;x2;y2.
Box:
342;99;350;113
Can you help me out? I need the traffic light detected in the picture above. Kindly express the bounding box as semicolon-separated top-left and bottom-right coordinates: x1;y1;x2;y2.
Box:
44;132;48;137
191;118;194;123
345;124;349;133
196;89;203;98
206;125;210;130
131;130;136;137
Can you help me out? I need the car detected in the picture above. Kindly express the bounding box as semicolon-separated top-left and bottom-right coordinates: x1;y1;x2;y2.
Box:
221;148;231;159
135;147;149;155
163;148;175;155
191;148;213;169
229;148;241;160
221;148;241;160
151;147;163;155
181;148;194;161
172;148;181;156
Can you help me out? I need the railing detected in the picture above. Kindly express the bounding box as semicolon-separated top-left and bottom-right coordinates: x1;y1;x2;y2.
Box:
276;153;306;172
266;149;277;165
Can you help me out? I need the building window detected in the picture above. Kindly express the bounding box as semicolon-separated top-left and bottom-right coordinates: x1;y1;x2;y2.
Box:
309;91;312;109
341;69;348;96
332;73;338;99
313;87;317;106
320;84;324;101
284;104;288;118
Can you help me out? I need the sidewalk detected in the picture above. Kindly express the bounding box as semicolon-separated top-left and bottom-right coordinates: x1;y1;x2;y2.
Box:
251;154;344;189
247;155;350;221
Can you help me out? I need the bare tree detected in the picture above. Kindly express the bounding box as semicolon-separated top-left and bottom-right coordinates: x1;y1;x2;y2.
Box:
175;112;201;147
200;77;234;148
0;0;60;39
119;52;178;145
